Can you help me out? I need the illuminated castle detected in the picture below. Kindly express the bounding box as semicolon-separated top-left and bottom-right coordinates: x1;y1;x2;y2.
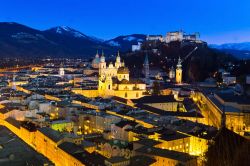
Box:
98;51;146;99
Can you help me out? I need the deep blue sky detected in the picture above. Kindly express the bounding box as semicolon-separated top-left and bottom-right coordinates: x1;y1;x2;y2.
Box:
1;0;250;44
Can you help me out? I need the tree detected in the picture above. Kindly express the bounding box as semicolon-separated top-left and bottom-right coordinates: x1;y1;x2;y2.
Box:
152;81;160;95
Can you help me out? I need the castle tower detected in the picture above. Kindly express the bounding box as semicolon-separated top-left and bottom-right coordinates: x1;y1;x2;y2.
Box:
176;57;182;84
115;51;122;68
59;63;65;77
144;53;149;84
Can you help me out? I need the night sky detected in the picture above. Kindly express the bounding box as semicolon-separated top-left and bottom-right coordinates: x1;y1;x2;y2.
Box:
1;0;250;44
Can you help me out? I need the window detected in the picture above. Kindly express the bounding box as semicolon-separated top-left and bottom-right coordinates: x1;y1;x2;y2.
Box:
125;92;127;98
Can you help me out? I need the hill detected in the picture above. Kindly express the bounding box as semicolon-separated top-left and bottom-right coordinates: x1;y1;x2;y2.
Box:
122;41;236;82
0;22;146;58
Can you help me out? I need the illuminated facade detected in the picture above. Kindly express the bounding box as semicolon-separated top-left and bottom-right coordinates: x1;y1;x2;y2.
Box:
98;51;146;99
176;57;182;84
59;63;65;77
169;66;175;79
194;91;250;135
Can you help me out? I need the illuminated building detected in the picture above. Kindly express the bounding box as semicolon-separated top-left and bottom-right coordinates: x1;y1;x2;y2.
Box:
92;50;100;69
165;30;200;43
111;120;140;141
51;120;74;132
194;91;250;135
59;63;65;77
97;139;133;159
176;57;182;84
135;146;197;166
169;66;175;80
78;111;121;134
132;95;181;112
98;51;146;99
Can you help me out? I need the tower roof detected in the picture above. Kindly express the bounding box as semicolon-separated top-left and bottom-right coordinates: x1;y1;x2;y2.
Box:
95;50;99;58
176;57;182;68
100;50;105;62
116;51;121;62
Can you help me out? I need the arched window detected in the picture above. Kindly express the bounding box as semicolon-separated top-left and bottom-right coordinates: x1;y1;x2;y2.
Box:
108;85;111;90
125;92;127;98
136;92;139;98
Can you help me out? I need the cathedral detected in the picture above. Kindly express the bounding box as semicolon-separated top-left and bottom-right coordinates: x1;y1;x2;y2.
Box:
98;51;146;99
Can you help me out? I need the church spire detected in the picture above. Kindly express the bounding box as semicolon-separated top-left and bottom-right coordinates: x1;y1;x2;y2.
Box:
102;49;104;56
177;57;182;69
144;53;149;84
100;50;105;62
116;50;121;63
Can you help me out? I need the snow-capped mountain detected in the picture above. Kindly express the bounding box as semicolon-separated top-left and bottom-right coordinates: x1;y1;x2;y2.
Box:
210;42;250;51
105;34;146;51
209;42;250;59
0;22;147;58
0;22;117;58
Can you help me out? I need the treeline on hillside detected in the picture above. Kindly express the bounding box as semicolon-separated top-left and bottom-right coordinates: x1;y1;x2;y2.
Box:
122;41;236;82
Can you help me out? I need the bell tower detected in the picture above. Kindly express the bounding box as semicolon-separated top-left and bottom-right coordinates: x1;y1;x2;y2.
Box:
115;51;122;68
176;57;182;84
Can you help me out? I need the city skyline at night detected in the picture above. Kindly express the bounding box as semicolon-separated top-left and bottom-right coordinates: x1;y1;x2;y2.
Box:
1;0;250;44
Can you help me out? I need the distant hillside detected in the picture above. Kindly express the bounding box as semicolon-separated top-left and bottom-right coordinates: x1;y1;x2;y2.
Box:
123;41;236;82
210;42;250;59
105;34;146;51
210;42;250;51
0;22;146;58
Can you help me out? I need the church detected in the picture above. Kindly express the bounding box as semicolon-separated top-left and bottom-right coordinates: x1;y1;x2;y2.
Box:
98;51;146;99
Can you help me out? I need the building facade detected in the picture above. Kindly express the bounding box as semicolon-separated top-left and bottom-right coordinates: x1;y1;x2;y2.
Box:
98;52;146;99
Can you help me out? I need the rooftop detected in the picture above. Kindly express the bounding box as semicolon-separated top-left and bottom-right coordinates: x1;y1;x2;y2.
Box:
38;127;65;142
132;95;176;104
215;92;250;105
105;156;129;164
135;146;196;162
0;126;53;166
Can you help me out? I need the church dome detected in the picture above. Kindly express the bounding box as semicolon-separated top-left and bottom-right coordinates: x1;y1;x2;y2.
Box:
92;56;100;64
108;63;114;68
117;67;129;74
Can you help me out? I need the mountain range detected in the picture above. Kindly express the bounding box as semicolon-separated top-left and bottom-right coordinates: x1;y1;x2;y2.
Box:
210;42;250;51
0;22;249;60
210;42;250;59
0;22;146;58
